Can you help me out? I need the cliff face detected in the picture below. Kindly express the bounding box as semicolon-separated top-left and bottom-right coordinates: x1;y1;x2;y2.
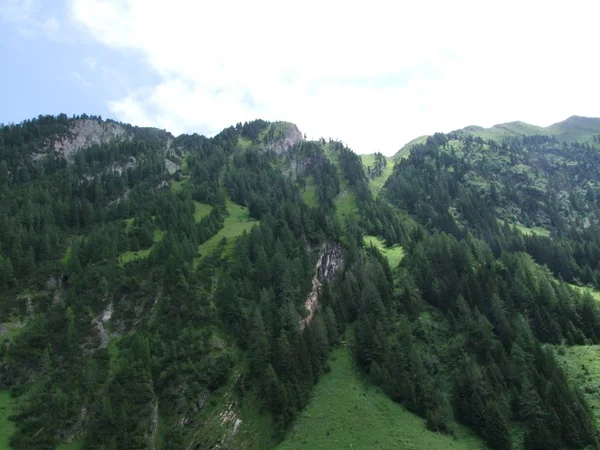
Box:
263;122;303;155
52;119;128;160
301;242;345;329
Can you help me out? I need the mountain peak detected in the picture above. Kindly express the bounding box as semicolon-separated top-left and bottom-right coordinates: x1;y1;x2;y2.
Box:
550;115;600;133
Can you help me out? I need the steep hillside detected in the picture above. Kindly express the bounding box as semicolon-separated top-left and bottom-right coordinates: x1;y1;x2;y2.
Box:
360;152;394;196
0;116;345;449
2;114;600;450
277;345;486;450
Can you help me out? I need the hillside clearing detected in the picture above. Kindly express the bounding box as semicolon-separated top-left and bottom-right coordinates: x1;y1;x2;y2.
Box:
300;177;318;208
569;284;600;301
196;201;258;263
193;201;213;223
323;144;358;220
277;346;486;450
361;154;395;196
555;345;600;430
498;219;550;237
364;235;404;269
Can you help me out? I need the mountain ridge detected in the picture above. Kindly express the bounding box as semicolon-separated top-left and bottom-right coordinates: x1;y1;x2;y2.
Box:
393;115;600;159
2;113;600;450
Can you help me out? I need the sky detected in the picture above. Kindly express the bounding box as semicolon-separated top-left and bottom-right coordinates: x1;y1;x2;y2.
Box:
1;0;599;155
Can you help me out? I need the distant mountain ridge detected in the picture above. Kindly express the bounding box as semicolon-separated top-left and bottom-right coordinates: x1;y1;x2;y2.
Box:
394;115;600;159
454;115;600;142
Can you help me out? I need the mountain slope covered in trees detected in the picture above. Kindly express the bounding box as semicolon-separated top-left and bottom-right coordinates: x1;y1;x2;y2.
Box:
1;114;600;450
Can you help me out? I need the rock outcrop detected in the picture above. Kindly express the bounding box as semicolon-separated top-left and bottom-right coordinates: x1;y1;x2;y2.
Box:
52;119;128;160
301;242;344;329
264;123;303;155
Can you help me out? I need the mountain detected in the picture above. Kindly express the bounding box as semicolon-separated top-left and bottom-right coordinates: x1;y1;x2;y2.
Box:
393;115;600;159
455;115;600;143
2;114;600;450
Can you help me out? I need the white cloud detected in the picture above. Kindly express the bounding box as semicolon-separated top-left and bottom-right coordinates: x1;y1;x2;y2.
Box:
71;0;600;154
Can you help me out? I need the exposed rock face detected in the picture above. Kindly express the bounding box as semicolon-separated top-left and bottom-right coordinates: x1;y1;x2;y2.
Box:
301;242;344;329
92;319;109;349
148;396;159;450
264;123;303;155
101;302;113;322
165;158;181;174
52;119;128;160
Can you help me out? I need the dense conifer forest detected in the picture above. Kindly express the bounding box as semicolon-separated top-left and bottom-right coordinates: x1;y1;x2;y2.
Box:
1;114;600;449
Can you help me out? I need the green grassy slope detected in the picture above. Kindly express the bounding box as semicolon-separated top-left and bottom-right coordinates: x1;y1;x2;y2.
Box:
547;116;600;143
193;201;213;223
396;116;600;159
277;346;486;450
459;122;545;141
456;116;600;144
196;201;258;261
569;284;600;301
360;154;395;196
393;135;428;160
300;177;319;208
497;219;550;237
171;176;189;193
555;345;600;431
364;235;404;269
323;144;358;221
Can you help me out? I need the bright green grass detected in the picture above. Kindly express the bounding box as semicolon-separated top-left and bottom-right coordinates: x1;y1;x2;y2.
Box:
498;219;550;237
555;345;600;430
361;154;395;196
196;201;258;262
172;176;190;193
237;136;253;150
277;346;486;450
323;143;358;220
364;235;404;269
393;135;428;160
333;190;357;221
570;284;600;301
300;177;319;208
514;223;550;237
153;229;164;242
457;117;600;145
124;217;134;231
460;122;546;142
118;248;151;266
194;201;213;223
0;391;16;449
61;244;72;266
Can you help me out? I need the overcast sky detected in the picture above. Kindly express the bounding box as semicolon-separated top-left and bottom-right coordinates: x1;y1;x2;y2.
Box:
1;0;599;154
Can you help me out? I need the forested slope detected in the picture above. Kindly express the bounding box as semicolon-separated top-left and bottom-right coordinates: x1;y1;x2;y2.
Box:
1;114;600;450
